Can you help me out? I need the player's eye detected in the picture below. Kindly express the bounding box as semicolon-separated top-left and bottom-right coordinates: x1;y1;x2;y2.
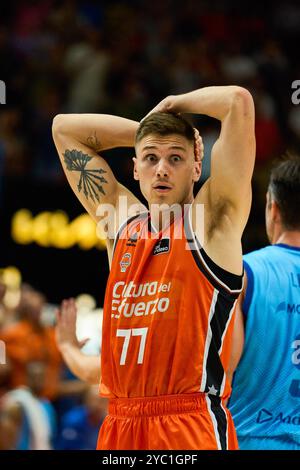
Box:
171;155;182;163
145;154;158;162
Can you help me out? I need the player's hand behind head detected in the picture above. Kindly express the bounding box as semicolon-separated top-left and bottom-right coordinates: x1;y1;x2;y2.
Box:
141;95;175;122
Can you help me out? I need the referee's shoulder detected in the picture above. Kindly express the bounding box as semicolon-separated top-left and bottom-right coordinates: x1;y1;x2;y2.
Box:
243;245;274;272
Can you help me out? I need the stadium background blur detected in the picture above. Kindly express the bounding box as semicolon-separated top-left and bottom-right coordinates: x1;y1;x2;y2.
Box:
0;0;300;449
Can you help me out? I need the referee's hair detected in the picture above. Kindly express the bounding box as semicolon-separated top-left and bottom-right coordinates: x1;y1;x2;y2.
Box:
269;153;300;229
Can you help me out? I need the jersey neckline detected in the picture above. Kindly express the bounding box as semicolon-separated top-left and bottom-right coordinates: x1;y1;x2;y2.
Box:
147;206;188;235
275;243;300;252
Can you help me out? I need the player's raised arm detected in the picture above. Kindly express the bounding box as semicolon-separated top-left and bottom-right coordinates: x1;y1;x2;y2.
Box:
152;87;255;229
52;114;144;226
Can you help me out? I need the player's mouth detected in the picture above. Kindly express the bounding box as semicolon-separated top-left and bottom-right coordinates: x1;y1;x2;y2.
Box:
152;183;172;193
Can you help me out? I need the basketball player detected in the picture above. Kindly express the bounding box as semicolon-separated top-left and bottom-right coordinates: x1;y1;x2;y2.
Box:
228;155;300;450
52;86;255;450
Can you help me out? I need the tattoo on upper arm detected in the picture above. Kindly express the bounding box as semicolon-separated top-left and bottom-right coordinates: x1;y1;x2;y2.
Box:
63;149;108;201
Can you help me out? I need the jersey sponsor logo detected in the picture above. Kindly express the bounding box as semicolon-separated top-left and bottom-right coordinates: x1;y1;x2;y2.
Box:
126;225;141;247
257;408;300;426
153;238;170;256
126;232;139;247
111;280;172;319
111;297;170;318
290;272;300;288
256;409;273;424
275;302;300;314
120;253;131;272
287;304;300;314
113;280;172;298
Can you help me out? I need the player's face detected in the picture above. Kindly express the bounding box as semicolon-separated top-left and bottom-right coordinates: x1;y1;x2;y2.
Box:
134;134;201;207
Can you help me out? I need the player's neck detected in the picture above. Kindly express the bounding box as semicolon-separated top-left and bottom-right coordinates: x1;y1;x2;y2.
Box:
274;230;300;248
150;207;178;233
149;196;194;232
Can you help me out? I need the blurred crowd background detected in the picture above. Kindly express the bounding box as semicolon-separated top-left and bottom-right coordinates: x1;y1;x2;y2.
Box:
1;0;300;449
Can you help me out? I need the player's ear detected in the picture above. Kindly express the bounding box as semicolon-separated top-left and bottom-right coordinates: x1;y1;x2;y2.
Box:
271;199;281;224
132;157;139;181
192;161;202;183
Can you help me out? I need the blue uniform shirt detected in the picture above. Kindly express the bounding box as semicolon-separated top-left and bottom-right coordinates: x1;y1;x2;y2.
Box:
229;244;300;444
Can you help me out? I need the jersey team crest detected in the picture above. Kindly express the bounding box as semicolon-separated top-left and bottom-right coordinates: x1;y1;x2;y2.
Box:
120;253;131;272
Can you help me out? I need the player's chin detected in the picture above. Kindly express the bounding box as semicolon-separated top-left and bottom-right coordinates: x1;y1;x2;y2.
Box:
151;194;174;206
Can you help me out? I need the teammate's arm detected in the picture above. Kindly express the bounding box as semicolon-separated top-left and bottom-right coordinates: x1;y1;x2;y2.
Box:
52;114;145;226
58;345;100;385
55;299;100;385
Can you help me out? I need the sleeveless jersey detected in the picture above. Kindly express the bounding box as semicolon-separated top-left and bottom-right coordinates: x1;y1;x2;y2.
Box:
229;244;300;443
100;208;243;399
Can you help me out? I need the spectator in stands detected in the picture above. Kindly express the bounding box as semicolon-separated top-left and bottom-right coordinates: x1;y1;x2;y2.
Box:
0;284;62;400
2;360;57;450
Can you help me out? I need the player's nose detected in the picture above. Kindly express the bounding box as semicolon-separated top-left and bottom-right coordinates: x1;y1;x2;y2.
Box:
155;160;169;178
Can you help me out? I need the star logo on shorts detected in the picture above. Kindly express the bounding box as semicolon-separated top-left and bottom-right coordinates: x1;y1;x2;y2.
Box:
208;385;218;395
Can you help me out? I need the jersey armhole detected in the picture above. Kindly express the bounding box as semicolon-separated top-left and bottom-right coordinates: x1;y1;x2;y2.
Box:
198;243;244;294
242;260;254;318
184;205;243;296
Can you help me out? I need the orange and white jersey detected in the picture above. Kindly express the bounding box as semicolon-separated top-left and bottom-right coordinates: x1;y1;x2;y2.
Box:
100;207;243;400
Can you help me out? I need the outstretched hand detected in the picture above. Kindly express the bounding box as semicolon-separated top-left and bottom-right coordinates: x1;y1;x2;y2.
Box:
55;298;89;351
